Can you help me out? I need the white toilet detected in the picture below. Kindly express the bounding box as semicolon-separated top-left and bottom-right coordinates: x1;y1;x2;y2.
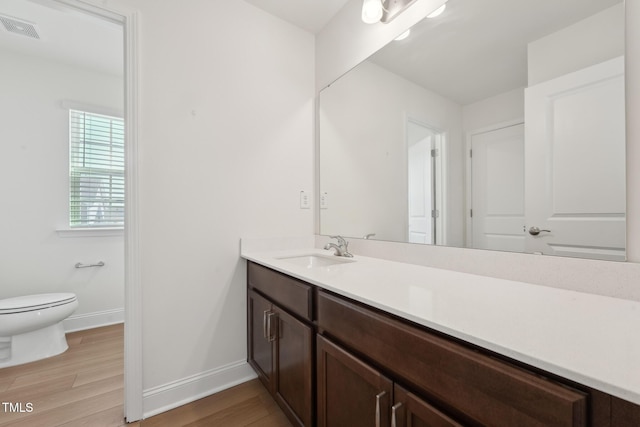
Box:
0;293;78;368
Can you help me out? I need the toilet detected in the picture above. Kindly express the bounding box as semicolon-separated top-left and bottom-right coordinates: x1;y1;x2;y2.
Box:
0;293;78;368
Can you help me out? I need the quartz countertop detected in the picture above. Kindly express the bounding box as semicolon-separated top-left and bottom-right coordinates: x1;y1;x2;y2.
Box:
241;246;640;405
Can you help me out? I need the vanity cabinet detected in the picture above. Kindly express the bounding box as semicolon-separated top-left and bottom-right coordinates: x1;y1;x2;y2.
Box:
245;261;640;427
247;264;314;427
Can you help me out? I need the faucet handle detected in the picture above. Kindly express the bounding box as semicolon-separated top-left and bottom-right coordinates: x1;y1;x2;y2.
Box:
329;235;347;247
326;235;354;257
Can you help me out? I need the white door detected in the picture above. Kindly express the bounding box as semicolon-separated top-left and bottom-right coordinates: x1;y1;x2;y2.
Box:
407;123;434;244
524;57;625;260
471;124;525;252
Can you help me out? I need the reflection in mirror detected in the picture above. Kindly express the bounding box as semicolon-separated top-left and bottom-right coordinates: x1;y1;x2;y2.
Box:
319;0;626;261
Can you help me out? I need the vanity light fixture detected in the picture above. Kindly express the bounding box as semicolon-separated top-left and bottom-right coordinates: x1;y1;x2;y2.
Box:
362;0;447;24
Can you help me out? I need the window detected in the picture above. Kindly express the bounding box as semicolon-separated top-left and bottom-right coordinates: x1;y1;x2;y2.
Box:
69;109;125;228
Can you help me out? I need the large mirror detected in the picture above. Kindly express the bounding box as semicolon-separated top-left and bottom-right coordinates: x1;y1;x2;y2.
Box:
319;0;626;261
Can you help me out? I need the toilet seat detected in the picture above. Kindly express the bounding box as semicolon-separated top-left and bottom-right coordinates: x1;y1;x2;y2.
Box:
0;293;78;315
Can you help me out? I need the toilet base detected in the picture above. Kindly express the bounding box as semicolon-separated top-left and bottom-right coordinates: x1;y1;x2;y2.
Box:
0;322;70;368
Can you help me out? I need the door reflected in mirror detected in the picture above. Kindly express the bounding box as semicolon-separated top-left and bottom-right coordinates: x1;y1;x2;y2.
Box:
407;120;445;245
319;0;626;261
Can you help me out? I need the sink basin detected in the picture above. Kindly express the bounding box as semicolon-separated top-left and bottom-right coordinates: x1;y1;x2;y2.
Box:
278;254;355;268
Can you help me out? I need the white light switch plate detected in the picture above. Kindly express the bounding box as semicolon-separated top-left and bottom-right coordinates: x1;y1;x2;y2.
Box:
300;191;310;209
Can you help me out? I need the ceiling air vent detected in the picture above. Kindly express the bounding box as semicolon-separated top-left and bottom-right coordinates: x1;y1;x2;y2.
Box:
0;15;40;39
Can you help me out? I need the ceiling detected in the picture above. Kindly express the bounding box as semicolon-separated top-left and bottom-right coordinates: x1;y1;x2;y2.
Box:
0;0;123;76
0;0;343;77
243;0;350;33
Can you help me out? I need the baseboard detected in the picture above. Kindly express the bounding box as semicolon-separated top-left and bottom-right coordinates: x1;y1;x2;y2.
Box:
63;308;125;332
142;360;258;419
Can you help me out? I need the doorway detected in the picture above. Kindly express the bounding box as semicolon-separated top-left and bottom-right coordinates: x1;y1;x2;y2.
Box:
406;119;445;245
0;0;141;421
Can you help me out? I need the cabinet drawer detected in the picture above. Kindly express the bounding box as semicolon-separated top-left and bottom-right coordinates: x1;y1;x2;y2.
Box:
248;262;313;321
317;291;587;427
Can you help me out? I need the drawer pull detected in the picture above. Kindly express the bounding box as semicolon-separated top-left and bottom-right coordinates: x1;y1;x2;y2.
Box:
391;402;403;427
375;391;386;427
267;312;278;342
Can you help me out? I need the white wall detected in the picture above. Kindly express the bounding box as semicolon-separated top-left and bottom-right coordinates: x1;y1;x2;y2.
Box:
463;88;524;132
0;50;124;326
106;0;315;416
320;60;463;244
528;3;625;86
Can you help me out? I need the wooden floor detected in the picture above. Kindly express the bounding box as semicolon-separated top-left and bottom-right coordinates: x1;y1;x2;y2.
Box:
137;380;292;427
0;324;291;427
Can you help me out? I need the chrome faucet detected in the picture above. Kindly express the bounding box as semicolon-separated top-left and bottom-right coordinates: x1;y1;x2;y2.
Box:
324;235;353;257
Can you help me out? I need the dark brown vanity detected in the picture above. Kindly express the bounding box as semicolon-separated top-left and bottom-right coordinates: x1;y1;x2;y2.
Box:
247;261;640;426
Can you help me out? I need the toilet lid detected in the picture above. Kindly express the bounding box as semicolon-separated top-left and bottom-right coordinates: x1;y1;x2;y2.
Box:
0;293;77;314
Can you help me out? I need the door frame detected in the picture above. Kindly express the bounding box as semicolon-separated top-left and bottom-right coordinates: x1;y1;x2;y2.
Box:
54;0;142;421
465;119;524;248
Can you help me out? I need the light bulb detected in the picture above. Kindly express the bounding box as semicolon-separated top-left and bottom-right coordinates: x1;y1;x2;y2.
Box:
395;29;411;41
427;3;446;18
362;0;383;24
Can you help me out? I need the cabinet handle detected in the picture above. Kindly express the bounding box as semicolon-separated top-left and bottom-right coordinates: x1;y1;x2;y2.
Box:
375;391;386;427
267;312;277;342
263;309;270;339
391;402;403;427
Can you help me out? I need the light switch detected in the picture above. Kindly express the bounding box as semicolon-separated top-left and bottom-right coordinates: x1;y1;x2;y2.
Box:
300;191;310;209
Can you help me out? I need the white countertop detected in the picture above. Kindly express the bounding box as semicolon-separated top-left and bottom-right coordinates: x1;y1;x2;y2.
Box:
241;246;640;406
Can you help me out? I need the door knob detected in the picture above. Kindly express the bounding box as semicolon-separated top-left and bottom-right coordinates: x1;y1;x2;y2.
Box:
528;226;551;236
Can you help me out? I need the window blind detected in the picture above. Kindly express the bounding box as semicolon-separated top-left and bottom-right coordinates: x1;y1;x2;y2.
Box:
69;109;125;227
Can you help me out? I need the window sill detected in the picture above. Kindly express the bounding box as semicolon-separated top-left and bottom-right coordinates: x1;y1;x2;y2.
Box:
56;227;124;238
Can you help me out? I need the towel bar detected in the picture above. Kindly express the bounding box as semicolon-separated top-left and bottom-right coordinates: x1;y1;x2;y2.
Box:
74;261;105;268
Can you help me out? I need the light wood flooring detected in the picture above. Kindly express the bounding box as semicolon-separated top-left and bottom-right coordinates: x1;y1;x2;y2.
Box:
0;324;291;427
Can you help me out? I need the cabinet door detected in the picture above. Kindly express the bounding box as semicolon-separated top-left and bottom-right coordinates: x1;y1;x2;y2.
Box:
274;308;313;427
248;289;274;392
392;384;464;427
317;335;393;427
